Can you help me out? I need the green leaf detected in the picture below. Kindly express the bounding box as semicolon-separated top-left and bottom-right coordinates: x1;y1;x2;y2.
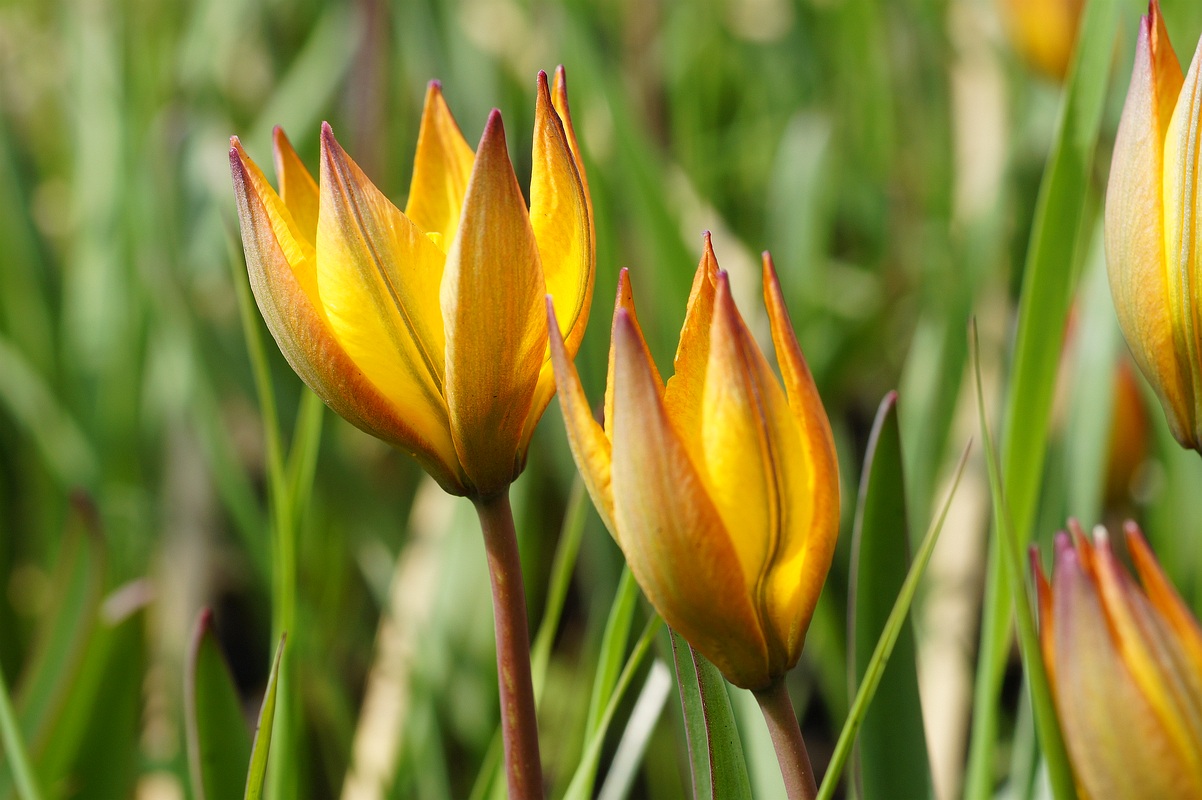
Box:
971;322;1076;800
669;630;752;800
848;392;930;800
563;616;663;800
818;439;971;800
245;634;287;800
186;609;254;800
965;0;1120;790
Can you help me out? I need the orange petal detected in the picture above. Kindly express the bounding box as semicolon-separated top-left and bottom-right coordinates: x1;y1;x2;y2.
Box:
1051;538;1190;799
441;111;547;495
404;81;476;245
546;296;614;531
1106;4;1191;445
1128;522;1202;676
761;252;840;663
1091;531;1202;778
663;233;719;456
519;70;595;454
272;127;320;247
1031;542;1055;686
551;65;590;221
316;124;457;473
604;269;661;439
609;309;769;689
230;141;464;493
702;270;823;672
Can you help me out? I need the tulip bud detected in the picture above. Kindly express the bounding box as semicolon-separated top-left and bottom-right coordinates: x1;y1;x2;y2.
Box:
1105;1;1202;452
548;235;840;690
229;69;593;497
1032;521;1202;799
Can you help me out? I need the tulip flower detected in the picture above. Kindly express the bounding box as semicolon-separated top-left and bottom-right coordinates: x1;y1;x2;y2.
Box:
548;235;838;689
1032;521;1202;799
230;68;593;800
548;235;839;798
229;68;593;499
998;0;1084;80
1105;0;1202;452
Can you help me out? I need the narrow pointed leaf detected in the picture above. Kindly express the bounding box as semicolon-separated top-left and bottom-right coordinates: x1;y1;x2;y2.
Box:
245;634;287;800
670;629;753;800
186;610;253;800
848;392;930;800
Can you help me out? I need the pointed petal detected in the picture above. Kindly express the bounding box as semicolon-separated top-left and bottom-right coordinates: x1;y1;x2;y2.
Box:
404;81;476;244
547;297;614;531
317;124;458;472
760;253;840;664
1053;538;1202;799
230;141;464;492
604;269;661;439
272;127;319;247
1127;522;1202;675
441;111;547;495
609;309;769;689
518;70;595;453
663;233;719;454
1092;532;1202;776
701;271;824;672
551;65;590;219
1031;542;1056;686
1163;30;1202;447
1107;5;1191;445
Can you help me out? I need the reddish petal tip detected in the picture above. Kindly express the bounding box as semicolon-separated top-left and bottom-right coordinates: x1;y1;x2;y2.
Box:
428;79;442;91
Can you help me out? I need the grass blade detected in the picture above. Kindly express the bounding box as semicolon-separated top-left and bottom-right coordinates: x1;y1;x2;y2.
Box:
817;438;971;800
965;0;1120;790
971;321;1076;799
245;634;287;800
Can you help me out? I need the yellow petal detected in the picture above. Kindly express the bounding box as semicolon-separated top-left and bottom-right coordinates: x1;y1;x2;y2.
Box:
1107;3;1191;445
609;309;769;689
1163;29;1202;447
546;296;614;531
272;127;319;247
441;111;547;495
316;124;458;474
701;270;818;673
1128;522;1202;676
404;81;476;244
604;269;661;439
230;140;464;493
663;233;719;456
1053;538;1202;799
1092;532;1202;779
761;252;841;662
519;70;595;453
551;65;590;221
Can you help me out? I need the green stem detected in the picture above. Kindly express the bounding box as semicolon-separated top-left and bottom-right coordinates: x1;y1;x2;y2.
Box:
0;663;44;800
474;490;544;800
753;678;817;800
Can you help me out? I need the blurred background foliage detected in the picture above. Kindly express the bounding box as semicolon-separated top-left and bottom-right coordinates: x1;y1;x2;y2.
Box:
3;0;1202;797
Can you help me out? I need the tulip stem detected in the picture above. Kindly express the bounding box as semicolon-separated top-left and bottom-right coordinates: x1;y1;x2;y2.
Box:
754;678;818;800
474;490;544;800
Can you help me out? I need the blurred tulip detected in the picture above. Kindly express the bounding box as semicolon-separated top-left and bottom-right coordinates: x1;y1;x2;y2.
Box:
548;235;840;691
1032;521;1202;799
1105;1;1202;452
229;68;593;498
999;0;1084;80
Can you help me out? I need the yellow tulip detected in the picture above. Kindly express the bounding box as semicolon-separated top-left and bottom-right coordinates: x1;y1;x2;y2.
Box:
1105;0;1202;452
999;0;1084;80
229;68;593;498
548;235;840;690
1033;521;1202;799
